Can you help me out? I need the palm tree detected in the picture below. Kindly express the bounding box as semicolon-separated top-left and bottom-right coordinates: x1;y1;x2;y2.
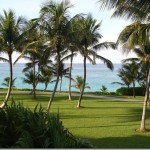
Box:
100;85;107;94
22;70;39;93
74;14;115;108
18;20;46;99
67;49;77;100
122;61;139;97
50;62;72;92
112;67;132;88
117;19;150;131
40;67;55;91
2;77;17;88
39;0;73;112
66;31;78;100
72;76;90;93
98;0;150;131
0;10;26;108
22;51;40;99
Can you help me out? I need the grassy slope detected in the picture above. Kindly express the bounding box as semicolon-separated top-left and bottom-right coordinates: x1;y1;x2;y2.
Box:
0;93;150;148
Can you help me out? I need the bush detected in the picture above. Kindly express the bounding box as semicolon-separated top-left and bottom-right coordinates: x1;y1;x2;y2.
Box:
116;87;146;96
0;101;93;148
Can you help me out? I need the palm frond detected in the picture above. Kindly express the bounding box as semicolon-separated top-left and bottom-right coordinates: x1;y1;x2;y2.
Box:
94;42;116;50
95;54;114;71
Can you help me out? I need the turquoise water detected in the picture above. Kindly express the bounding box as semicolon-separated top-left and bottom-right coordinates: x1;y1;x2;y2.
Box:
0;63;124;92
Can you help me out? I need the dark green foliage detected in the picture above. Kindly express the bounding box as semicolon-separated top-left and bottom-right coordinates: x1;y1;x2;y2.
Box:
0;101;93;148
116;87;146;96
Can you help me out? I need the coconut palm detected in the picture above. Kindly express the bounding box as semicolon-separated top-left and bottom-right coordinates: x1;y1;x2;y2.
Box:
74;14;115;108
17;20;46;99
22;70;39;93
50;62;71;92
65;27;78;100
117;19;150;131
0;10;26;108
122;61;139;97
112;67;132;88
67;49;77;100
2;77;17;88
40;67;55;91
39;0;73;112
137;64;147;87
22;51;40;98
72;76;90;93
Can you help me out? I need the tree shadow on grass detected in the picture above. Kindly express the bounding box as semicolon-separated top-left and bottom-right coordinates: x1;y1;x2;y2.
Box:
8;94;71;102
67;123;139;129
117;107;150;123
89;135;150;148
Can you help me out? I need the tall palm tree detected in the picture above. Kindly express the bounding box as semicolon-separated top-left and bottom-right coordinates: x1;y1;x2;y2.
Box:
0;10;26;108
39;0;73;112
22;51;40;99
117;19;150;131
74;14;115;108
66;31;78;100
67;48;77;100
98;0;150;131
20;21;46;99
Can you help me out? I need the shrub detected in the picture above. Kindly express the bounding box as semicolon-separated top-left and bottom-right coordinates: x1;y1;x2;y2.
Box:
116;87;146;96
0;101;93;148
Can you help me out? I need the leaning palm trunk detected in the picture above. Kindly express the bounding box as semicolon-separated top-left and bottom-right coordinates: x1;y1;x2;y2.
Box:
140;68;150;131
47;51;60;113
77;56;86;107
68;54;73;100
0;54;13;108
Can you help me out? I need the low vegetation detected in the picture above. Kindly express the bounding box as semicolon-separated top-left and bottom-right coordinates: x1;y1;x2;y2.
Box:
0;93;150;148
0;101;93;148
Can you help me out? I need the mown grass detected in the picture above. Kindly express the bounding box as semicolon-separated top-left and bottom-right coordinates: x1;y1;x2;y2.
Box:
0;92;150;148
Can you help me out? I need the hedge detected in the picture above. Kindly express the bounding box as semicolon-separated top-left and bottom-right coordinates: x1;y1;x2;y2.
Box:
116;87;146;96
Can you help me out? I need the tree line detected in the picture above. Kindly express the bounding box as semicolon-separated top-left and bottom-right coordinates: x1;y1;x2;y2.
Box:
0;0;115;112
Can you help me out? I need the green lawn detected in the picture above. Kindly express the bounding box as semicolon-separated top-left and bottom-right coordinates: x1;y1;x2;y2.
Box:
0;92;150;148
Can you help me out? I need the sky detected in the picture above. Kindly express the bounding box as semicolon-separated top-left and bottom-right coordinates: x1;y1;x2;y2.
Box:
0;0;137;64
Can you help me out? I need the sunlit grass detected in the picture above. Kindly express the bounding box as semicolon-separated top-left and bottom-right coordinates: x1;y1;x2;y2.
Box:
0;92;149;148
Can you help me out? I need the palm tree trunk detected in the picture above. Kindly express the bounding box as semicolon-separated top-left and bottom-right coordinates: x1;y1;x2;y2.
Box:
33;62;36;99
133;81;135;98
77;56;86;107
60;77;62;93
44;83;48;92
140;68;150;131
0;54;13;108
47;50;60;113
68;54;73;100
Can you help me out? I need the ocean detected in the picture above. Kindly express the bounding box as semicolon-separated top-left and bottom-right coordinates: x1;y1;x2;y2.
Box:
0;63;125;92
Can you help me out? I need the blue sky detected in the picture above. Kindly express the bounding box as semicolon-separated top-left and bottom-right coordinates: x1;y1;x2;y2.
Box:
0;0;136;63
